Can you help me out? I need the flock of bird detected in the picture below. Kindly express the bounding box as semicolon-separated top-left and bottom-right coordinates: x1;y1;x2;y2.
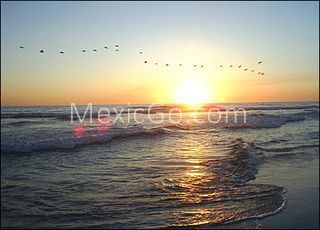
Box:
216;63;265;75
19;44;265;76
19;45;120;53
142;58;265;75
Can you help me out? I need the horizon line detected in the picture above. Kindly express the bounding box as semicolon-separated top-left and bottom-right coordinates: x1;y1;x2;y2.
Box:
1;100;319;107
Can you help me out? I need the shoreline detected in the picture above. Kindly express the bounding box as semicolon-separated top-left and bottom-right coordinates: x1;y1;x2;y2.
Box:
256;156;319;229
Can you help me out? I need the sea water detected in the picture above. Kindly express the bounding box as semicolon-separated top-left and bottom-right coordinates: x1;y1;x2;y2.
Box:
1;102;319;228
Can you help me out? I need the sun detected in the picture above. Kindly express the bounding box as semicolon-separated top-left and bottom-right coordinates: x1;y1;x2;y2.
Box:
173;78;212;105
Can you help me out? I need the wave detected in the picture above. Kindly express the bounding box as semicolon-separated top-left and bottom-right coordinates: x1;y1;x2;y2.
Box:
230;105;318;111
1;104;318;119
158;138;286;227
1;120;44;127
2;121;209;154
2;108;317;153
1;126;171;154
223;111;314;129
252;142;319;160
255;144;319;153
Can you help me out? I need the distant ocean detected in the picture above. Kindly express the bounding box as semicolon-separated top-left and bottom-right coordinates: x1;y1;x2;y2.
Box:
1;102;319;228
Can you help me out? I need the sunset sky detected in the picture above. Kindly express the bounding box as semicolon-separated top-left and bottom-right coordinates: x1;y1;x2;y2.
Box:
1;1;319;106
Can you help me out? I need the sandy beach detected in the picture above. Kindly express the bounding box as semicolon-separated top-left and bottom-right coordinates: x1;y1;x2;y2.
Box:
259;154;319;229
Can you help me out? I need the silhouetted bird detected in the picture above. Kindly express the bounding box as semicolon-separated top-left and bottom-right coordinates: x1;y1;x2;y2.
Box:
93;49;97;52
220;65;223;67
82;50;86;52
251;70;254;72
257;72;261;74
139;52;143;54
40;50;44;53
144;61;147;63
244;68;248;71
155;63;158;65
166;64;169;67
19;46;24;49
229;65;232;67
104;47;108;49
115;49;119;51
194;65;197;67
238;65;241;68
179;64;182;66
261;72;265;75
60;51;64;54
258;61;262;64
201;65;204;68
115;45;119;47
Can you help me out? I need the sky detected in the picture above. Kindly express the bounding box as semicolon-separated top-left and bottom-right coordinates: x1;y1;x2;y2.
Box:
1;1;319;106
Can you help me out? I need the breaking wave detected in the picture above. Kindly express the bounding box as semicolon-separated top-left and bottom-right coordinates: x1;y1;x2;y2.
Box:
223;110;317;129
1;108;318;154
1;126;170;154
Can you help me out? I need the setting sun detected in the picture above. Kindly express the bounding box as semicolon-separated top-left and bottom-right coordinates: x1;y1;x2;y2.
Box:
173;78;212;105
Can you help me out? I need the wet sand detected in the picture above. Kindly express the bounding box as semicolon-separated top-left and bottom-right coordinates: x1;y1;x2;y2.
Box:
257;156;319;229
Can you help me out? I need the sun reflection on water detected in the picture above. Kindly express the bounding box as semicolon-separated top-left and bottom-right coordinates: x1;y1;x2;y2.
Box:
159;138;286;227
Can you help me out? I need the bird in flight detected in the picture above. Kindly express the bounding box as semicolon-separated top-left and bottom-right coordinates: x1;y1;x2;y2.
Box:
194;64;197;67
166;64;169;67
60;51;64;54
82;49;86;52
220;65;223;67
115;49;119;51
229;65;233;67
40;50;44;53
258;61;262;64
201;65;204;68
115;45;119;47
104;47;108;49
19;46;24;49
260;72;265;76
93;49;97;52
251;70;254;72
144;61;147;63
244;68;248;71
238;65;241;68
139;52;143;54
155;63;158;65
179;64;182;66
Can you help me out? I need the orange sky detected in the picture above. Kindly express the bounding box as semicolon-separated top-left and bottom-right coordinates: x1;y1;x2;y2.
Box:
1;2;319;106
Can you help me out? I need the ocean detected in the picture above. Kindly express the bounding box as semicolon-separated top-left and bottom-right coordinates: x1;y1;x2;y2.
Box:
1;102;319;228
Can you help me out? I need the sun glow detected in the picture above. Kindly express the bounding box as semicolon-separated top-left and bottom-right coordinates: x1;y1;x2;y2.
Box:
173;77;212;105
